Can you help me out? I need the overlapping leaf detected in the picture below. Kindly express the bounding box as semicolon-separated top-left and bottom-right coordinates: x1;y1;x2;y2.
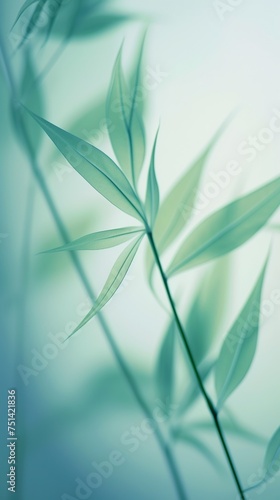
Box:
26;109;145;221
107;38;145;185
215;259;267;411
145;129;160;226
145;121;227;287
264;427;280;476
155;319;176;404
69;234;144;337
168;177;280;276
42;226;144;253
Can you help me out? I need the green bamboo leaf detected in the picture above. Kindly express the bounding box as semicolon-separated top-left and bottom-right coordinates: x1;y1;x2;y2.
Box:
185;258;229;366
25;108;145;222
155;319;176;404
177;358;214;416
154;122;226;253
20;51;44;154
264;427;280;476
145;120;227;288
70;234;144;337
17;0;48;48
145;129;160;226
11;0;38;31
168;177;280;276
106;39;145;185
42;226;145;253
44;0;63;44
215;260;267;411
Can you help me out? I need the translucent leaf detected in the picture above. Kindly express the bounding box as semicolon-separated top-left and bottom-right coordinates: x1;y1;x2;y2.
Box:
145;129;160;227
44;0;63;44
264;427;280;475
70;234;144;336
168;177;280;276
11;0;39;31
185;257;229;366
146;120;227;287
107;38;145;185
26;108;145;221
177;358;214;416
16;0;48;48
215;260;267;411
19;51;44;154
155;319;176;404
42;226;144;253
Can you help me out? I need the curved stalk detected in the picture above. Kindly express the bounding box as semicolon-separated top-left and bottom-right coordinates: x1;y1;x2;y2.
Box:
147;230;245;499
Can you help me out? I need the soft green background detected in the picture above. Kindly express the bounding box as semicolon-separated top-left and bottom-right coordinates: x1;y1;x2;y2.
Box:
1;1;280;499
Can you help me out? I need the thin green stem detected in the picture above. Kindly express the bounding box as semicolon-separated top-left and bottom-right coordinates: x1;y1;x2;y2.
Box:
147;230;245;499
0;32;187;500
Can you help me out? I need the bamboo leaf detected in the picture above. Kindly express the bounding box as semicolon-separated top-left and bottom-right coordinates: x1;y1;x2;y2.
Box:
145;129;160;226
42;226;145;253
70;234;144;336
106;38;145;185
11;0;39;31
263;427;280;478
215;259;267;411
185;258;229;366
20;51;44;153
17;0;48;48
177;358;214;416
25;108;145;222
145;120;227;288
155;319;176;404
168;177;280;276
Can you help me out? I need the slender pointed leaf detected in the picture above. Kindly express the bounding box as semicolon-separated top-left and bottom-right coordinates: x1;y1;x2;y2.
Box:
264;427;280;476
44;0;63;44
168;177;280;276
107;39;145;184
42;226;144;253
215;260;267;411
185;258;229;366
20;51;44;153
145;129;160;226
18;0;48;48
25;109;145;221
11;0;39;31
145;121;227;288
177;359;214;416
155;319;176;404
70;235;144;337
